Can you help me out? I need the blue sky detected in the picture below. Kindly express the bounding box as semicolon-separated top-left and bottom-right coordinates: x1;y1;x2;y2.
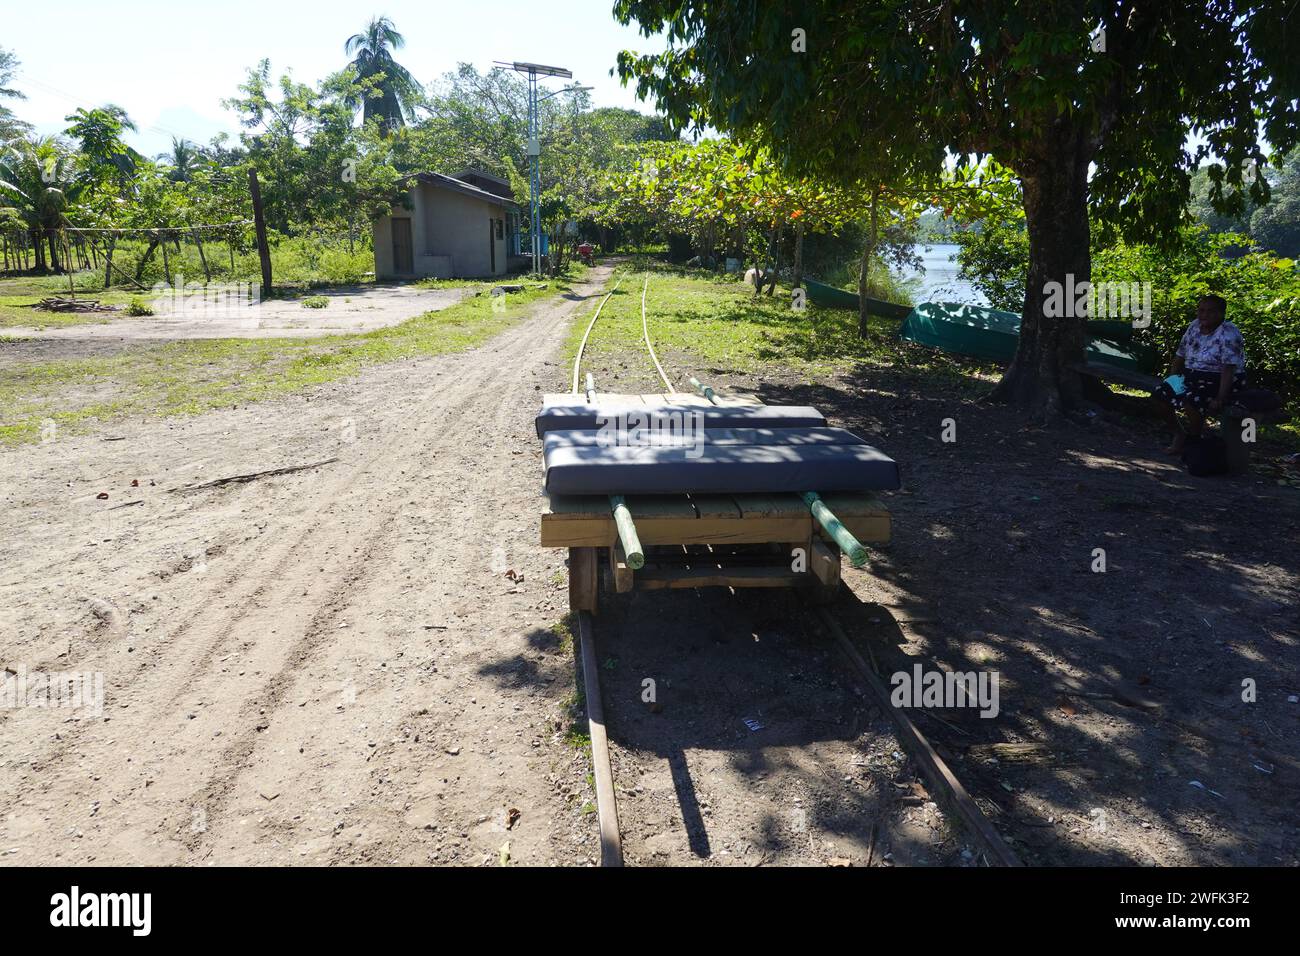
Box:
5;0;667;157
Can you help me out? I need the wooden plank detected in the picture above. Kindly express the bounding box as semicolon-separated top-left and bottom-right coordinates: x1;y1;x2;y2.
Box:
568;547;598;614
542;492;891;548
609;542;634;593
658;392;715;408
636;566;805;590
543;495;610;519
809;538;841;588
576;611;623;867
710;393;763;407
734;493;812;563
818;492;892;544
731;492;807;519
816;609;1022;867
688;494;742;519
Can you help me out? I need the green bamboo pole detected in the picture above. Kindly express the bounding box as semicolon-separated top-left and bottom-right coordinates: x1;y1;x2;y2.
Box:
585;372;596;403
801;492;868;568
688;376;717;403
609;495;645;570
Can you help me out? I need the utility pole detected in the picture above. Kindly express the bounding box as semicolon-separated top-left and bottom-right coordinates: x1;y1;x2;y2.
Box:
495;61;589;276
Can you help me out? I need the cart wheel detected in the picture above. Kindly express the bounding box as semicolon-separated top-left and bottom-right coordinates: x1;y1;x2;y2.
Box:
569;547;599;614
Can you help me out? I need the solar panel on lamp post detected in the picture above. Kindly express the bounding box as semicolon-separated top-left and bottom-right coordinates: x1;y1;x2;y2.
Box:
494;60;590;276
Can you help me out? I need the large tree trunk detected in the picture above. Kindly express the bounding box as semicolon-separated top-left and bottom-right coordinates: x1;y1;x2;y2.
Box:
46;228;61;273
989;144;1091;417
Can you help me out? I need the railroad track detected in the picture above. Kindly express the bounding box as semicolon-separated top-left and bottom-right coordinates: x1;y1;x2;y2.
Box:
565;270;1021;868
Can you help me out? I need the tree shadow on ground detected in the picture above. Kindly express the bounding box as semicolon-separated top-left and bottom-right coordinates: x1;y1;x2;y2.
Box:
752;362;1300;865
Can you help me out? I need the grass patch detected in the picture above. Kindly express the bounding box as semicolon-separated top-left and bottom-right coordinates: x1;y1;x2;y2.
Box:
563;257;999;392
301;295;329;309
0;289;143;329
0;278;573;446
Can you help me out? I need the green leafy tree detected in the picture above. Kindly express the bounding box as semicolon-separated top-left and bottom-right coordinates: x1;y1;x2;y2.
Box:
226;61;403;234
344;16;424;135
614;1;1300;417
1249;147;1300;258
64;105;140;193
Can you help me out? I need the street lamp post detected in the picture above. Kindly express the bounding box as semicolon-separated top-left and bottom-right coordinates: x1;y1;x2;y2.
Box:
495;60;590;276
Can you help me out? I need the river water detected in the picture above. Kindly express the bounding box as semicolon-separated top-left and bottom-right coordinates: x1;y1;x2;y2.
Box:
901;242;989;306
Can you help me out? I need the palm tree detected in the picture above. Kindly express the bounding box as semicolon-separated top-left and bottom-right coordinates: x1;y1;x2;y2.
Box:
0;136;80;271
161;137;198;182
344;16;423;135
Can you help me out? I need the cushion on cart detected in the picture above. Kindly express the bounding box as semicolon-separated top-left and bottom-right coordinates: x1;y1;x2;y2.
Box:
542;427;900;495
535;394;826;437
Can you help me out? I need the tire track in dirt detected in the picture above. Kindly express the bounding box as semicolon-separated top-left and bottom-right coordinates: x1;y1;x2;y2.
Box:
182;276;608;864
0;267;613;864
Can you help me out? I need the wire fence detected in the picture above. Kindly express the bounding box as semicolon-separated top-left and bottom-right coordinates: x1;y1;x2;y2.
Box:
2;222;374;291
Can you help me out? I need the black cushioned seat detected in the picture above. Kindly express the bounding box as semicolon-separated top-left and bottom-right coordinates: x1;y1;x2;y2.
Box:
542;427;900;495
534;394;826;437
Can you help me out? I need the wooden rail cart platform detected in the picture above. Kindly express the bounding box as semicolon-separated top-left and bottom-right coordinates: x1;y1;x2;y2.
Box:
542;491;891;612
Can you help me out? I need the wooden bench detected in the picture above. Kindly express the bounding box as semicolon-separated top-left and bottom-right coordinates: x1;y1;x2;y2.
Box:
1070;361;1162;394
541;491;891;612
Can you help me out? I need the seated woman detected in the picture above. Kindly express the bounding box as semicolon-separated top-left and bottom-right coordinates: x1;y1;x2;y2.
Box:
1155;294;1247;454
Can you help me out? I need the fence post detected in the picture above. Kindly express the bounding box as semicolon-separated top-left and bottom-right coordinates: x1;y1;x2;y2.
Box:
248;168;273;294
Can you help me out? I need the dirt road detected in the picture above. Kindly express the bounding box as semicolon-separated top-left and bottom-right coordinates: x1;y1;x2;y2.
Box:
0;285;471;358
0;267;615;866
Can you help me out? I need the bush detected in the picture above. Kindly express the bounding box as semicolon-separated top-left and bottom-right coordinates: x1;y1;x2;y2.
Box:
954;224;1300;399
316;248;369;285
126;298;154;316
99;231;372;290
301;295;329;309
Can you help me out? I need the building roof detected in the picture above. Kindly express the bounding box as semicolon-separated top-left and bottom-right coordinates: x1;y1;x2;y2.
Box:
408;171;519;208
453;168;509;187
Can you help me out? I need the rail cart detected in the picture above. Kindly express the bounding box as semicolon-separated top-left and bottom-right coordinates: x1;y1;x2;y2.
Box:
536;390;896;614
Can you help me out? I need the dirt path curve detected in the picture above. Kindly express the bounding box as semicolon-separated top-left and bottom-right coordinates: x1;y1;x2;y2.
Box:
0;265;616;866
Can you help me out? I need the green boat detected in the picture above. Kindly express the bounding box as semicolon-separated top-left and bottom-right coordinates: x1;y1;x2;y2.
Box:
804;278;912;320
899;301;1159;373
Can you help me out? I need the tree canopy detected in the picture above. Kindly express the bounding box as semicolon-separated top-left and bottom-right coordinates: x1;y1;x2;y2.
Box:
614;1;1300;416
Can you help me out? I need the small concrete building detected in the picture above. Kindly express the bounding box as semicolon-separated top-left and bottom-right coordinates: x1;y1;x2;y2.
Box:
373;170;522;280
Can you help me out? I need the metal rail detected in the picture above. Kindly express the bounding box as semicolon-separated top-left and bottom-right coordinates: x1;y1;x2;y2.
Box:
571;277;623;395
577;611;623;866
641;273;675;393
561;275;1017;867
816;607;1023;867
